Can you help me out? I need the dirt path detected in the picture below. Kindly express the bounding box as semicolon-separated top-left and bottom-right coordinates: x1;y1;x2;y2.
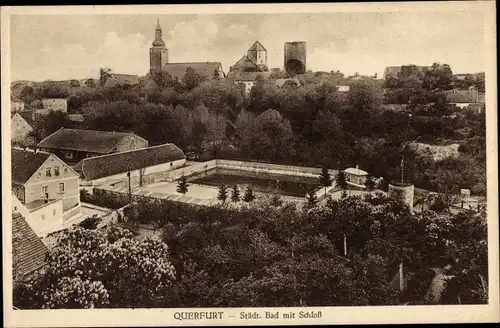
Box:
425;267;456;304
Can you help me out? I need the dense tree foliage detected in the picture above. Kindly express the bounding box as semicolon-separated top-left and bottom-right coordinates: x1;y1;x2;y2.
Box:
19;63;485;196
14;227;176;308
15;193;487;308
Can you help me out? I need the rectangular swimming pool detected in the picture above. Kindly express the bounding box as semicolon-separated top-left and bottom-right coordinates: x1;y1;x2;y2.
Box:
190;168;319;197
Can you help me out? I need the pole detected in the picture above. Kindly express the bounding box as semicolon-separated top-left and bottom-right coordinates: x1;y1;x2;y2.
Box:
401;156;405;184
343;234;347;256
128;171;132;203
399;261;404;292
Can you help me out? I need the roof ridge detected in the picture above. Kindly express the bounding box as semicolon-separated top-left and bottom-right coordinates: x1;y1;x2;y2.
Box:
80;143;177;162
164;61;221;65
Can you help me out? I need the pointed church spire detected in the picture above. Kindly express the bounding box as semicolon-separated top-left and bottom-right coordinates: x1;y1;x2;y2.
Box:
152;19;165;47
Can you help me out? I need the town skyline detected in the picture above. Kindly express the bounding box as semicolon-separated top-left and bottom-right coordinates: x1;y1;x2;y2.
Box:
11;11;486;82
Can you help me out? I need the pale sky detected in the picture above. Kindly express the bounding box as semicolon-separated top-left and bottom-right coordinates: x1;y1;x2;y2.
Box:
10;11;486;81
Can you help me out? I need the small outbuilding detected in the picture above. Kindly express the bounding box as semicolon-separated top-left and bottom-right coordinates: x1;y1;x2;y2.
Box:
344;165;368;188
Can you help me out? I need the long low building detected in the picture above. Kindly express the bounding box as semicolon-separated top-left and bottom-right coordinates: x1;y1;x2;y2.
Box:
74;143;187;188
37;128;149;165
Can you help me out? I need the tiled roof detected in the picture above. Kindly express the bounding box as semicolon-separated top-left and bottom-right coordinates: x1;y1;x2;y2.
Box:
75;143;186;180
231;55;259;72
444;89;479;103
37;128;143;154
11;148;51;184
12;212;49;277
162;62;223;80
248;41;267;52
17;110;38;126
11;93;24;103
384;65;430;78
228;71;272;82
345;167;368;176
104;74;140;88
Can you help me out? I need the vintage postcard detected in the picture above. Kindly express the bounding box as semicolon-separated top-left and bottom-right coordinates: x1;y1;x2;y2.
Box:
2;1;499;326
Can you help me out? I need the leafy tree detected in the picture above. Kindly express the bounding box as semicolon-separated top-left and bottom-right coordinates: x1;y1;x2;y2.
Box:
99;67;112;86
243;186;256;202
69;79;80;88
231;185;240;203
84;79;96;88
182;67;206;91
19;86;36;103
31;111;70;141
306;189;317;208
217;184;228;203
423;62;454;91
318;167;332;196
336;170;348;191
13;227;176;309
253;109;295;162
67;95;84;113
365;174;376;191
176;174;189;196
270;194;283;207
79;214;101;230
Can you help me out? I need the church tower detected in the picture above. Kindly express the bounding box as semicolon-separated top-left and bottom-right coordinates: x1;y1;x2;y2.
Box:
150;19;168;75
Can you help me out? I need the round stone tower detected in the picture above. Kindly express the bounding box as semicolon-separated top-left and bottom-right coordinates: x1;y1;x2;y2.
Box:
284;41;307;76
388;181;415;212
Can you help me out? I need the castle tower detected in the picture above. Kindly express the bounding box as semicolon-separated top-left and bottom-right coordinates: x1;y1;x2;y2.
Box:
149;19;168;75
247;41;267;68
284;41;307;76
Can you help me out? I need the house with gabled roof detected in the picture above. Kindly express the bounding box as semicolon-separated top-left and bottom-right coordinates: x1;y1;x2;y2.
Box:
36;128;148;165
74;143;186;188
103;73;140;88
11;94;25;112
162;62;225;81
11;111;35;142
42;98;68;112
11;148;82;236
344;165;369;188
383;65;431;80
227;71;273;95
229;41;269;73
12;211;49;284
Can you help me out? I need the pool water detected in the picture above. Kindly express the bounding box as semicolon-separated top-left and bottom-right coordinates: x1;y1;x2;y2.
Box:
190;168;319;197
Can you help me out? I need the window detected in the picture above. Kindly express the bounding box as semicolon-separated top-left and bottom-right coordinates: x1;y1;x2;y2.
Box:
45;168;51;177
41;214;45;221
54;166;60;176
41;185;48;197
53;209;56;216
64;168;68;174
37;172;41;178
58;183;65;193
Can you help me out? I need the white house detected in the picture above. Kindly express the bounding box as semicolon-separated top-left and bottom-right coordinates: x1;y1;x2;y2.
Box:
42;98;68;112
11;148;81;236
344;165;369;188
